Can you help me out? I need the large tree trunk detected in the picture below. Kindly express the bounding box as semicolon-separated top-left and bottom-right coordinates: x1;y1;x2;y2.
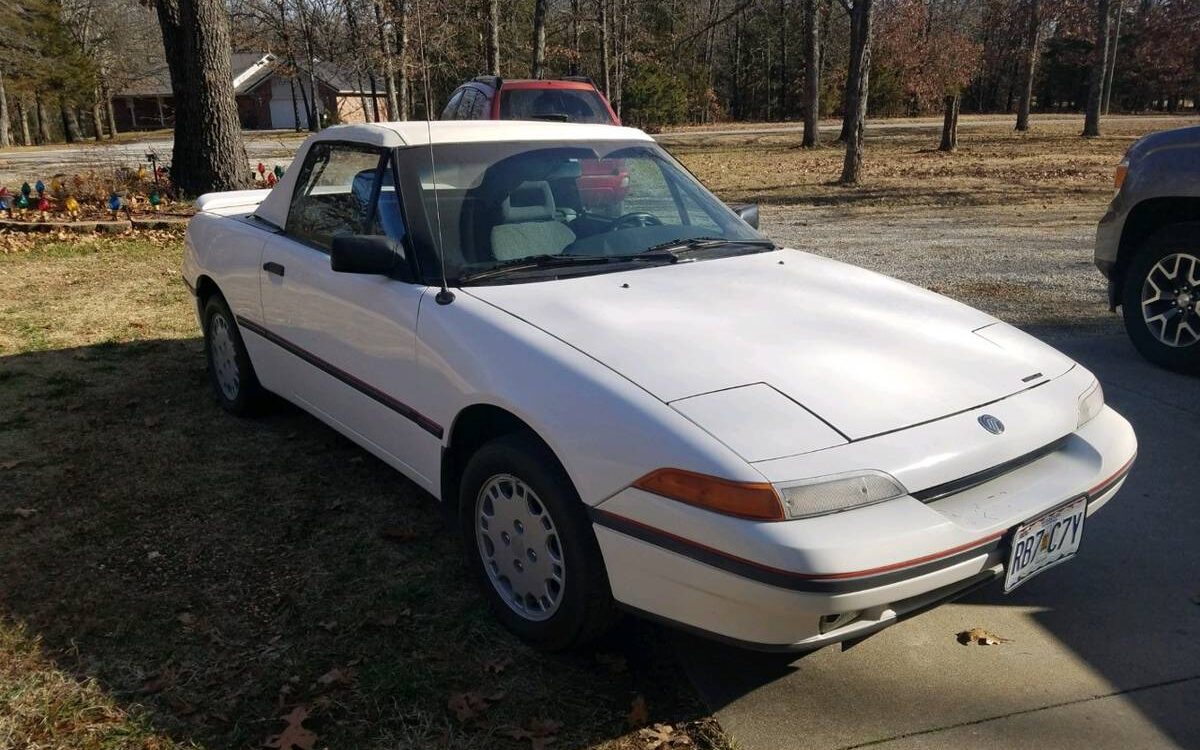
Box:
487;0;500;75
802;0;819;147
1015;0;1040;131
1082;0;1110;136
396;0;409;119
532;0;548;78
939;93;959;151
778;0;789;120
0;70;10;148
105;94;117;139
91;94;105;142
1102;0;1123;115
570;0;581;74
35;93;53;145
838;1;862;143
153;0;250;194
60;99;82;143
839;0;873;185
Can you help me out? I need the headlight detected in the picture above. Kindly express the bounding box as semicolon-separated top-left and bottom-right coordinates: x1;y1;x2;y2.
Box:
1077;379;1104;428
778;471;908;520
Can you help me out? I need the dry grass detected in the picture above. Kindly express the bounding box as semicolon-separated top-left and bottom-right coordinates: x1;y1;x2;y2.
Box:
671;115;1200;208
0;234;730;750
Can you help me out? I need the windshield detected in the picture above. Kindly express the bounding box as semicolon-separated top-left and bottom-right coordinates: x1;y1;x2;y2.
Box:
393;140;765;285
500;88;614;124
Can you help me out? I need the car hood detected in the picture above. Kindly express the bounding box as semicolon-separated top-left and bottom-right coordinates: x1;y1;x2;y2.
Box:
464;249;1075;440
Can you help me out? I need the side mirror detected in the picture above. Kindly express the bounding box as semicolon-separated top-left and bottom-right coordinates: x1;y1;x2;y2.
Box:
330;235;410;280
728;202;760;230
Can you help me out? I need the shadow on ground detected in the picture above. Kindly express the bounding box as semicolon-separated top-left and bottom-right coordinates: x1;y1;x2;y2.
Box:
0;338;710;749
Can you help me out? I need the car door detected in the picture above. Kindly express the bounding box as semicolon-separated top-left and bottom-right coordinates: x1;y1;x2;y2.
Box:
258;141;437;487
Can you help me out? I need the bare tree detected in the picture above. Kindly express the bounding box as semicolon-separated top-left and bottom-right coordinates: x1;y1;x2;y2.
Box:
1102;0;1123;114
487;0;500;75
396;0;409;118
152;0;250;194
532;0;548;78
0;70;10;148
1082;0;1109;136
839;0;874;184
1015;0;1040;131
802;0;820;147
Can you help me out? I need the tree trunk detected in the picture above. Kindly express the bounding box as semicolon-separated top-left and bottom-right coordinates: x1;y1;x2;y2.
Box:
17;99;31;146
614;0;627;115
1015;0;1040;131
839;0;873;185
396;0;409;119
532;0;548;78
939;93;959;151
105;93;117;139
570;0;581;74
91;93;105;142
486;0;500;75
35;93;53;144
290;77;303;131
778;0;788;120
375;0;399;119
1082;0;1109;137
838;1;862;143
153;0;251;194
60;99;82;143
0;70;10;148
600;0;611;98
802;0;819;147
1102;0;1123;115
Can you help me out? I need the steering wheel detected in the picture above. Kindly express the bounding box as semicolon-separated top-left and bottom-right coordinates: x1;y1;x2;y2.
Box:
611;212;664;230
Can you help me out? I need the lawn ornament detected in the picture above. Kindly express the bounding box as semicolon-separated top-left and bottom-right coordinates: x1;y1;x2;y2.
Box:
20;182;31;199
64;195;80;220
266;171;277;187
108;193;122;219
257;162;266;180
36;196;50;221
0;187;10;218
35;180;45;197
16;193;29;217
273;164;284;179
50;177;63;196
149;189;161;211
137;165;148;182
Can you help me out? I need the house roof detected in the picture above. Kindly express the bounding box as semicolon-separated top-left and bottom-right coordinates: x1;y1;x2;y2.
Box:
114;51;374;98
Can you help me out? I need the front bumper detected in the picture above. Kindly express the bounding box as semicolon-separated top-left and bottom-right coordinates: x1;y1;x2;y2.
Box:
592;405;1137;650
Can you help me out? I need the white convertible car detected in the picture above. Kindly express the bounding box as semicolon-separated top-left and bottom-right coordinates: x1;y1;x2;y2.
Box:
183;121;1137;651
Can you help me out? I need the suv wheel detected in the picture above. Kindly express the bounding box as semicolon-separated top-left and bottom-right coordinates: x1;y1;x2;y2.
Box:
1121;222;1200;374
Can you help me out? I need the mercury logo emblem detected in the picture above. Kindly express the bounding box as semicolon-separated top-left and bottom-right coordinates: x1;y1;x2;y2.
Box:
978;414;1005;435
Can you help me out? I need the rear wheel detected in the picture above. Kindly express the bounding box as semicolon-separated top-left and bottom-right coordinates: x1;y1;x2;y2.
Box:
459;432;618;650
203;295;266;415
1121;223;1200;374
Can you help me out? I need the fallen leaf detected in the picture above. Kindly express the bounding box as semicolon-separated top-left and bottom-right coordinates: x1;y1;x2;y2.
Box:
0;460;24;470
638;723;692;749
627;694;649;727
316;667;353;687
316;620;338;631
177;612;195;626
12;508;37;518
956;627;1011;646
143;415;160;427
139;668;177;694
447;690;503;722
379;525;421;541
482;656;513;674
503;718;563;749
263;705;317;750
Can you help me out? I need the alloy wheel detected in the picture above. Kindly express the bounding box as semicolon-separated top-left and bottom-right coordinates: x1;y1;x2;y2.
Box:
1141;252;1200;348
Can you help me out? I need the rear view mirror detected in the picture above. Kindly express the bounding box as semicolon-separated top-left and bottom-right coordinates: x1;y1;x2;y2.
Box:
330;235;409;280
728;202;760;230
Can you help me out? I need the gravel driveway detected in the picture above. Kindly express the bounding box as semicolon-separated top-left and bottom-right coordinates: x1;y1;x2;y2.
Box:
762;201;1122;332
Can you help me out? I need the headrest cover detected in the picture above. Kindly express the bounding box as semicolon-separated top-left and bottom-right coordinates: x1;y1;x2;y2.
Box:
501;181;555;223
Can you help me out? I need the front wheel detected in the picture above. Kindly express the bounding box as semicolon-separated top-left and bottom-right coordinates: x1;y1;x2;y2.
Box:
459;433;618;650
203;295;267;415
1120;222;1200;374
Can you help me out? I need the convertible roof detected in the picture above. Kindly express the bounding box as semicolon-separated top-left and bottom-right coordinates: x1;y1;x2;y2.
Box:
254;121;652;228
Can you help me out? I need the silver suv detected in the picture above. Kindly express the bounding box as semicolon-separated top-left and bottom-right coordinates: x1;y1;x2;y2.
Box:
1095;124;1200;373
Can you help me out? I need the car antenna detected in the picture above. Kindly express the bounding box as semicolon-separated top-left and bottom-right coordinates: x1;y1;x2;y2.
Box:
416;0;454;305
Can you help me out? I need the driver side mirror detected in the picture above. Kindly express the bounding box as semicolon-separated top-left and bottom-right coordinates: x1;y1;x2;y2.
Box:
728;202;760;230
330;235;411;281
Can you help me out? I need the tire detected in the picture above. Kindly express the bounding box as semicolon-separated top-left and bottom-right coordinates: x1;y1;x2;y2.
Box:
202;294;266;415
1120;222;1200;374
459;432;618;650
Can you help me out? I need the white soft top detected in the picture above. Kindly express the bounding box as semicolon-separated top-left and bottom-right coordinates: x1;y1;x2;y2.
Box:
252;120;653;228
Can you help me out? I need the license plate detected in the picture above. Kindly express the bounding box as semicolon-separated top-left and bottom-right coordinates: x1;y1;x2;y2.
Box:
1004;495;1088;592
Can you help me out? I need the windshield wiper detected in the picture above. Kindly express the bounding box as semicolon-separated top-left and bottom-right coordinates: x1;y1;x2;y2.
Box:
639;236;779;257
459;253;674;284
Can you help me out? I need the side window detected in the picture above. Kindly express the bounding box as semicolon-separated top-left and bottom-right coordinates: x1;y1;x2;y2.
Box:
467;88;490;119
612;159;682;223
285;143;386;251
456;89;478;120
441;90;465;120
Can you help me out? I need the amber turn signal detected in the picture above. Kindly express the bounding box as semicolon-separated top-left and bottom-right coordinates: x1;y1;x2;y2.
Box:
633;468;785;521
1114;162;1128;191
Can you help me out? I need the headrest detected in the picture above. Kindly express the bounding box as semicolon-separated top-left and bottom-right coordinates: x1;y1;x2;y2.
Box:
501;181;556;223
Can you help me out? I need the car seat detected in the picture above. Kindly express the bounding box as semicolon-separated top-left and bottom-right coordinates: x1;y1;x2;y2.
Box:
489;181;576;261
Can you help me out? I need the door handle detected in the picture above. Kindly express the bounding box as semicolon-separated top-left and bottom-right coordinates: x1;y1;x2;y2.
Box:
263;261;286;277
